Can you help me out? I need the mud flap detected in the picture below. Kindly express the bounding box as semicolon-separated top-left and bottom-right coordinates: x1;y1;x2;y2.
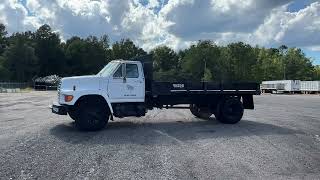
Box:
242;95;254;109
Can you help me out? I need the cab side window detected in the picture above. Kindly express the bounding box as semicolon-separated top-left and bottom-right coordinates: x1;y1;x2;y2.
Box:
113;64;123;78
126;64;139;78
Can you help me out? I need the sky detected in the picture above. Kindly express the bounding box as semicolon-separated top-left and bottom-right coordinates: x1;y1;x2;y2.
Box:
0;0;320;64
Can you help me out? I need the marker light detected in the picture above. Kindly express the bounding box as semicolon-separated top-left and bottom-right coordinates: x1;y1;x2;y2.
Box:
64;95;74;102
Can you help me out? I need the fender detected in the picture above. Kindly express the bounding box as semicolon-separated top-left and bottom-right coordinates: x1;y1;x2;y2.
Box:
100;92;114;114
59;89;114;114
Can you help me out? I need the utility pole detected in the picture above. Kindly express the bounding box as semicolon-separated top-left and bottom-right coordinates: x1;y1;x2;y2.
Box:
203;59;207;81
279;45;287;80
283;63;286;80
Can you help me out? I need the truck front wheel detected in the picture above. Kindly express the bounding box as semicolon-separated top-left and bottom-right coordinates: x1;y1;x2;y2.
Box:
190;104;212;119
75;101;109;131
68;108;78;121
215;98;244;124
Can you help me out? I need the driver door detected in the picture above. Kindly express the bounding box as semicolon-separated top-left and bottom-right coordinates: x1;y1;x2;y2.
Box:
108;62;144;102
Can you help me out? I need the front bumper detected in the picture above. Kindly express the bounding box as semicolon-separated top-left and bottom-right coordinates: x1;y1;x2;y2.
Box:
50;103;68;115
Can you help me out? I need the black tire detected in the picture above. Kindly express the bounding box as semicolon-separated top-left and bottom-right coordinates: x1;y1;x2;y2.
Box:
215;98;244;124
190;104;212;119
190;104;200;117
75;101;109;131
68;108;78;121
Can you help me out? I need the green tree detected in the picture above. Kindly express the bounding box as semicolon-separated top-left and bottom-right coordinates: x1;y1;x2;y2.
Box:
181;40;223;81
278;45;288;80
283;48;313;80
252;48;282;81
225;42;257;81
64;35;112;76
313;65;320;80
2;34;38;82
0;23;7;55
1;21;319;83
151;46;178;72
100;35;111;50
64;37;87;76
0;24;9;80
0;56;10;80
202;67;213;81
84;36;112;74
112;39;146;60
34;24;65;76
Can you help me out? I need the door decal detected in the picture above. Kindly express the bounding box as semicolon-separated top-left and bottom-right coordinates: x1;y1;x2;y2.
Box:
127;85;134;91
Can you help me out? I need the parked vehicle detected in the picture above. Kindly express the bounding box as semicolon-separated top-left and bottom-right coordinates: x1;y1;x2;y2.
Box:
34;75;61;90
300;81;320;94
51;56;260;131
261;80;300;93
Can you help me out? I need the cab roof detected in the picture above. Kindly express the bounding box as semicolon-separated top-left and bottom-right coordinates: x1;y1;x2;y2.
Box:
111;59;140;64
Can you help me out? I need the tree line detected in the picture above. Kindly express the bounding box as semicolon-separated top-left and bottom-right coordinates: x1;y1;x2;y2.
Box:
0;24;319;83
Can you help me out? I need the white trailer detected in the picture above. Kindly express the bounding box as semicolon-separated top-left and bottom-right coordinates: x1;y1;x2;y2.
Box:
300;81;320;94
261;80;300;93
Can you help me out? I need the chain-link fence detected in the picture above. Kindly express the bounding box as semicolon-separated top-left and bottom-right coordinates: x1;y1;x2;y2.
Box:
0;82;31;93
1;75;61;92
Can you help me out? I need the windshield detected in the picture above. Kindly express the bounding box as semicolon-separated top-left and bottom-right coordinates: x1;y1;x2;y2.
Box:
98;62;120;77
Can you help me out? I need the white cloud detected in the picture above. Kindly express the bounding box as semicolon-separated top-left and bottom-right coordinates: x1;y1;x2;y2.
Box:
0;0;29;32
0;0;319;53
26;0;40;12
274;2;320;47
250;1;320;50
158;0;320;51
17;0;119;40
160;0;291;39
147;0;160;9
308;46;320;51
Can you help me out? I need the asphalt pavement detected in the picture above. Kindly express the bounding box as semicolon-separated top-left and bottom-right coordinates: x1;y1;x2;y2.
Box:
0;92;320;179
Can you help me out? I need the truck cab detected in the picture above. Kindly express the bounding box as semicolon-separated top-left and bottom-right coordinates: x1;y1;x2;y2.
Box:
52;60;147;130
56;60;145;106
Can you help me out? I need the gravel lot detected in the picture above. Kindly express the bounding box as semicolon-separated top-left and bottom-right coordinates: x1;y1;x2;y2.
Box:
0;91;320;179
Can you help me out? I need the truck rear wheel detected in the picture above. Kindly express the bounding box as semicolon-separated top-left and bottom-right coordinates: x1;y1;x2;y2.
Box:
190;104;212;119
215;98;244;124
75;101;109;131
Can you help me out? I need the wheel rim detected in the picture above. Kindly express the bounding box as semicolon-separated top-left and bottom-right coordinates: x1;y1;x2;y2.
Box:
190;104;212;118
87;111;100;124
223;101;243;119
84;108;104;126
227;104;241;115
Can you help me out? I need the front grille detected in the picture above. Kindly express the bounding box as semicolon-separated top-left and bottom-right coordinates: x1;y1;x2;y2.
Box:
57;80;61;103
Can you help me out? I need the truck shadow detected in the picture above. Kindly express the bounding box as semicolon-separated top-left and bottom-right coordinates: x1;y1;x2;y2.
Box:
49;118;303;145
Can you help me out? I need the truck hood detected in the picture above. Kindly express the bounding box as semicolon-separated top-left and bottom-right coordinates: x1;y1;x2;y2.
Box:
60;75;101;91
